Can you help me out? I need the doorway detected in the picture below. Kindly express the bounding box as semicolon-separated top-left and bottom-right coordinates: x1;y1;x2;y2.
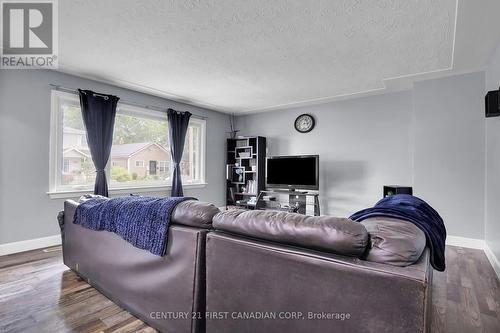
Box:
149;160;157;175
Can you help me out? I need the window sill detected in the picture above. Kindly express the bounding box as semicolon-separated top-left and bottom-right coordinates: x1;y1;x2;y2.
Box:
47;183;208;199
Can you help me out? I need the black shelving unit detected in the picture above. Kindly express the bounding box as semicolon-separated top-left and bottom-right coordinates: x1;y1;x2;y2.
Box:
226;136;266;209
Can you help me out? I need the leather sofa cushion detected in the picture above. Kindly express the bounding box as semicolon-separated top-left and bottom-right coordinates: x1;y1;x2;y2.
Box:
171;200;220;229
361;217;426;266
213;210;369;257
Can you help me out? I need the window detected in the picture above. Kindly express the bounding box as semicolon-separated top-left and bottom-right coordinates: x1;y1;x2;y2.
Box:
110;108;169;187
63;159;70;173
49;90;206;195
49;93;96;191
159;161;168;173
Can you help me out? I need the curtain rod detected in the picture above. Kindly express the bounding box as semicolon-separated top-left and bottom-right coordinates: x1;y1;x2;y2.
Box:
48;84;207;120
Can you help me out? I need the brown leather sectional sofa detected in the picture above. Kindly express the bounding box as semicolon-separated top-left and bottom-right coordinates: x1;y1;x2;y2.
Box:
61;200;432;333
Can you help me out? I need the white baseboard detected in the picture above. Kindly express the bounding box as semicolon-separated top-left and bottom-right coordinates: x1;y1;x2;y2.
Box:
446;235;500;281
446;235;485;249
484;242;500;281
0;235;61;256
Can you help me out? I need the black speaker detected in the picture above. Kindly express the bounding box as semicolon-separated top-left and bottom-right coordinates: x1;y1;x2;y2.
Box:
383;185;413;198
485;90;500;118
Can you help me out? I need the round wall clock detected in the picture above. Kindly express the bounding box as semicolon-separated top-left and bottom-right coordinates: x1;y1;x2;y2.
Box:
294;114;315;133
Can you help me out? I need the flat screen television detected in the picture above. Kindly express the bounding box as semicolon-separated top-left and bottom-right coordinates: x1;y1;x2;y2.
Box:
266;155;319;190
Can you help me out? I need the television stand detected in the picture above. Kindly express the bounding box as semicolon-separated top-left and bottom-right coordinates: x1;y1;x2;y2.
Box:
270;189;308;194
255;190;320;216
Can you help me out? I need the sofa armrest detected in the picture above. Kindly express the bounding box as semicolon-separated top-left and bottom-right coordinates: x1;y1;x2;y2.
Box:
63;200;79;223
172;200;219;229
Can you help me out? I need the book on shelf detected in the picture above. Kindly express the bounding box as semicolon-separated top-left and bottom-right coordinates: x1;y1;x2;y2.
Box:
245;180;256;194
229;187;236;202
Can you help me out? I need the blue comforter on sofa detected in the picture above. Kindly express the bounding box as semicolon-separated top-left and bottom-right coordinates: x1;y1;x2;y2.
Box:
74;196;193;256
350;194;446;271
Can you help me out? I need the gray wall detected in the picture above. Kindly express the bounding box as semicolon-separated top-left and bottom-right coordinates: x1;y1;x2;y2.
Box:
237;72;487;239
413;73;486;239
237;92;414;217
0;70;229;244
485;42;500;264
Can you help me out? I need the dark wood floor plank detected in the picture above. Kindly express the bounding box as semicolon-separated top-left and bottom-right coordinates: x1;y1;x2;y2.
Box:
458;286;483;332
444;300;464;333
481;313;500;333
0;245;499;332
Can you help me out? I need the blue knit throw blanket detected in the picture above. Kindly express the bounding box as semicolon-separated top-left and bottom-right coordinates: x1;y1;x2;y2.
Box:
74;196;193;256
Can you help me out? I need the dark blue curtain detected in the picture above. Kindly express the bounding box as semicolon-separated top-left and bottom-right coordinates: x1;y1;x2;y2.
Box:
167;108;192;197
78;89;119;197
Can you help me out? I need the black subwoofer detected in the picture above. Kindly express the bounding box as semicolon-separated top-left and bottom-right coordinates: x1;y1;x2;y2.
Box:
485;90;500;118
383;186;413;198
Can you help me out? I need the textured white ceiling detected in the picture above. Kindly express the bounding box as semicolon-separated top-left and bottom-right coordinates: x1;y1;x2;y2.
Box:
57;0;500;113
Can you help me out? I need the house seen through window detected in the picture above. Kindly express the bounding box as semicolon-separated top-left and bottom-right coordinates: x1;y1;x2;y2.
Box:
51;91;205;193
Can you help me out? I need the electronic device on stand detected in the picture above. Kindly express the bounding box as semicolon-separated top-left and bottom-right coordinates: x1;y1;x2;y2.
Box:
255;155;320;216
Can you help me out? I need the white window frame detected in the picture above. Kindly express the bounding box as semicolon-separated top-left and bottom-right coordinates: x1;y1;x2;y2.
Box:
48;90;207;199
182;117;206;185
158;161;168;172
135;160;145;167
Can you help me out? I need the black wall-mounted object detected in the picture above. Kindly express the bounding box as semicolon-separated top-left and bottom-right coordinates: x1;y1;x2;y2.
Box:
485;90;500;118
383;185;413;198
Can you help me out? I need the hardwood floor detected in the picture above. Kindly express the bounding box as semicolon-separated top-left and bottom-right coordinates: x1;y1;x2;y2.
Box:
0;246;156;333
431;246;500;333
0;245;499;332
